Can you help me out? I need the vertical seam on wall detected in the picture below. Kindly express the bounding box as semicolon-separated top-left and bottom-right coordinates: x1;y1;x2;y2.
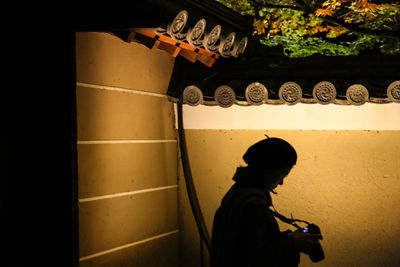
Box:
176;134;182;261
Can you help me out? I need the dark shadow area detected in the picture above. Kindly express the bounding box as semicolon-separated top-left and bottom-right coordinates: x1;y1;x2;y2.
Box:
4;1;169;266
4;13;78;266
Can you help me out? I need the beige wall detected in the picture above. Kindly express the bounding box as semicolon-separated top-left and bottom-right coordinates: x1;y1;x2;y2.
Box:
179;129;400;267
76;32;178;267
180;103;400;130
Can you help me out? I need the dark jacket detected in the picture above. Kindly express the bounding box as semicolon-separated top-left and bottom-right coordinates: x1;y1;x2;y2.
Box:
211;167;300;267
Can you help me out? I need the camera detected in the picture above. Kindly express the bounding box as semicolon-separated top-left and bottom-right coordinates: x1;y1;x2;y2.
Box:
302;224;324;262
268;207;325;263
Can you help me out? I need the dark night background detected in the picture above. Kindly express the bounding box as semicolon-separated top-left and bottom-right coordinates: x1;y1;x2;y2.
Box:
4;1;160;266
4;8;77;267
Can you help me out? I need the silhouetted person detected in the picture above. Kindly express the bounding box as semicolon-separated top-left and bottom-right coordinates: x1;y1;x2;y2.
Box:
211;137;322;267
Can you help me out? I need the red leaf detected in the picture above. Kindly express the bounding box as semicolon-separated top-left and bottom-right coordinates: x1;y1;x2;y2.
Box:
315;8;332;17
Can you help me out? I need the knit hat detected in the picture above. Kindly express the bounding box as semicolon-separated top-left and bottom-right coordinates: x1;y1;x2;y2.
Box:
243;136;297;168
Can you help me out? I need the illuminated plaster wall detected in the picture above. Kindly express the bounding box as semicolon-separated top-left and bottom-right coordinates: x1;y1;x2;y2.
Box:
75;32;178;266
178;105;400;267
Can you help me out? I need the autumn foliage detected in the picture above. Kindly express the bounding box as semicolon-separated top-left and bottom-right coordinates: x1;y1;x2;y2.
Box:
216;0;400;57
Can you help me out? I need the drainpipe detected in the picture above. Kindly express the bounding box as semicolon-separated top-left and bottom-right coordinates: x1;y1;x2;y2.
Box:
177;94;211;253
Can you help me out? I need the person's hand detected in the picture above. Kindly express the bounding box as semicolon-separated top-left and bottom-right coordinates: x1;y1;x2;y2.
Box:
287;231;322;253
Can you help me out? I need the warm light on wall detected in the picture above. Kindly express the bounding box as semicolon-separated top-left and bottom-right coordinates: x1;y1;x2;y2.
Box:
176;103;400;130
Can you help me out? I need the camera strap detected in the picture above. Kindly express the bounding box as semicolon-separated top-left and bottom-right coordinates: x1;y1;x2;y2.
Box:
268;204;310;230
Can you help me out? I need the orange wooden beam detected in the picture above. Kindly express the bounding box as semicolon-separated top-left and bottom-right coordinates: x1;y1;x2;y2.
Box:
132;29;219;67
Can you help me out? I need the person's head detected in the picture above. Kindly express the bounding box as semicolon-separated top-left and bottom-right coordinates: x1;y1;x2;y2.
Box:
243;136;297;191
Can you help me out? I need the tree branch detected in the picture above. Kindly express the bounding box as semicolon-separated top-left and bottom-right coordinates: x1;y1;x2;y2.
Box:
249;0;302;10
258;4;303;10
293;0;308;9
248;1;400;39
324;15;400;39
